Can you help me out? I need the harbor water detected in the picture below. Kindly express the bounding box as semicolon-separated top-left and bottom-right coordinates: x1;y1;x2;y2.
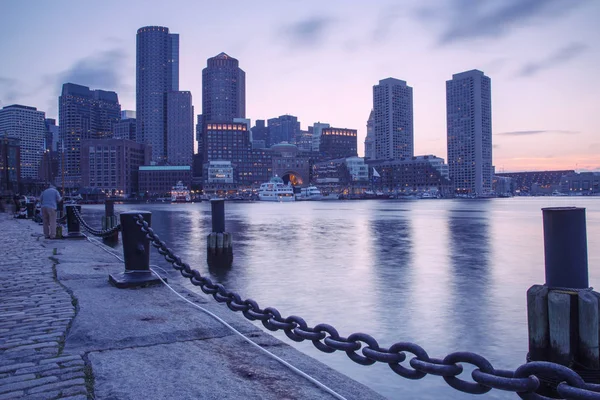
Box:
81;197;600;399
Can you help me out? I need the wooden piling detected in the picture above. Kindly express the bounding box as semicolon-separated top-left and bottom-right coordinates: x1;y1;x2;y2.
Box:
548;291;573;366
527;284;549;361
578;291;599;369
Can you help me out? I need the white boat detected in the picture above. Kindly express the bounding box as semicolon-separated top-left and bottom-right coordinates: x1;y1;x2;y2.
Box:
321;193;340;200
171;181;191;203
258;177;295;202
295;186;323;201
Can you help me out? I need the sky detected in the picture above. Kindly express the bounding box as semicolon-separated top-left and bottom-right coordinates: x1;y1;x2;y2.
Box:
0;0;599;172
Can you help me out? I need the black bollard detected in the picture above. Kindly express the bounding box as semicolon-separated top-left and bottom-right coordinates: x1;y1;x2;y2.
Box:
542;207;588;289
108;211;166;288
211;199;225;233
207;199;233;269
102;199;118;244
65;204;85;239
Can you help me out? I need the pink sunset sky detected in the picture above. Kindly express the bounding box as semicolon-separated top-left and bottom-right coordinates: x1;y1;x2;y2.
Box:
1;0;598;172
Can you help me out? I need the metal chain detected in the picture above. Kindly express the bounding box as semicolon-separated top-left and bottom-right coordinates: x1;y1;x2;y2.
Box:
133;213;600;399
71;207;121;238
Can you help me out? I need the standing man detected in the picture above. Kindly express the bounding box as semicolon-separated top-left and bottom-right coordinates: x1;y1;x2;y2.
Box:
40;184;62;239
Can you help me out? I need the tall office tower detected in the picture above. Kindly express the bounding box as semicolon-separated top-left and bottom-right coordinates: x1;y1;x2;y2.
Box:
0;105;46;179
372;78;413;160
136;26;179;164
59;83;121;187
44;118;59;151
268;115;300;145
446;70;492;195
251;119;269;144
319;127;358;160
364;110;374;160
202;52;245;124
113;118;137;141
167;91;193;166
311;122;330;152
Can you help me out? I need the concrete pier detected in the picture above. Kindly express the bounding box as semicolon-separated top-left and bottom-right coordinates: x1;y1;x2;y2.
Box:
0;214;385;399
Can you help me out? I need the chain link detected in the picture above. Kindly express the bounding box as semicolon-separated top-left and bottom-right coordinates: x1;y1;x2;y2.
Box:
71;206;121;238
133;214;600;399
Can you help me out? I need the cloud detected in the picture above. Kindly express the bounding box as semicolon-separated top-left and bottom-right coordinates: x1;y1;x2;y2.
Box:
518;42;588;77
418;0;585;45
371;5;402;43
279;16;334;48
0;77;21;106
497;130;580;136
53;48;129;91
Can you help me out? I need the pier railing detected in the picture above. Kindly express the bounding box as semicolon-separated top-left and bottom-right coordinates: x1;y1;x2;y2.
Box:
56;202;600;399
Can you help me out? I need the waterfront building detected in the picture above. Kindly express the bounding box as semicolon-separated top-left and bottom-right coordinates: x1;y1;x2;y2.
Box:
0;105;46;180
373;78;413;160
313;158;350;186
44;118;59;152
268;115;301;146
311;122;330;153
251;119;269;145
493;175;514;196
0;136;21;191
138;165;191;197
206;161;234;184
81;139;150;196
345;157;369;182
364;110;374;160
446;70;492;195
113;118;136;141
270;143;310;186
136;26;179;164
495;170;574;193
58;83;121;188
319;127;357;160
167;91;193;166
369;155;451;194
202;52;245;125
560;172;600;194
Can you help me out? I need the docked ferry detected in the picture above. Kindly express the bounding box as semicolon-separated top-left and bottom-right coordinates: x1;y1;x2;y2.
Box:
171;181;191;203
295;186;323;201
258;177;295;202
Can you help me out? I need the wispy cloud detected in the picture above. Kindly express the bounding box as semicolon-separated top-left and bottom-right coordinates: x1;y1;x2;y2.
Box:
279;16;334;49
53;48;129;91
418;0;585;45
518;42;588;77
497;130;580;136
371;5;402;43
0;77;21;106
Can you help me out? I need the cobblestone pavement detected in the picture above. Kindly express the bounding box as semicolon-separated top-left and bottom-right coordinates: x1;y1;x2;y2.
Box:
0;214;89;400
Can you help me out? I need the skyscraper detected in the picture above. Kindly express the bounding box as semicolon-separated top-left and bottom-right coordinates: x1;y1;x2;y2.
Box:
0;105;45;179
268;115;300;145
136;26;179;163
311;122;330;152
59;83;121;187
446;70;492;195
166;91;193;166
372;78;413;160
364;110;374;160
202;52;245;125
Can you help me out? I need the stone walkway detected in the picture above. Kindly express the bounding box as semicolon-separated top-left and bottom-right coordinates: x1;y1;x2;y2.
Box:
0;213;88;400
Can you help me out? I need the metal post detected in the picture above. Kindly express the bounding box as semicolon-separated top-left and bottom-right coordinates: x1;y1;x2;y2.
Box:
104;199;114;217
102;199;118;243
211;199;225;233
65;204;85;239
109;211;166;288
542;207;588;289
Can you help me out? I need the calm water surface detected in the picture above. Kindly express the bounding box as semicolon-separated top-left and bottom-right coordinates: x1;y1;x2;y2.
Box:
82;198;600;399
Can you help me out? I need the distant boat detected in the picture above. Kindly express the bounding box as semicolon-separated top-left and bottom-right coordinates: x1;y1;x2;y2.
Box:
171;181;191;203
258;177;295;202
296;186;323;201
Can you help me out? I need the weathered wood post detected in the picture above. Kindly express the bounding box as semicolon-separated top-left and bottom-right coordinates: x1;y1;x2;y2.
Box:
102;199;119;243
65;204;85;239
207;199;233;269
527;207;598;394
109;211;166;288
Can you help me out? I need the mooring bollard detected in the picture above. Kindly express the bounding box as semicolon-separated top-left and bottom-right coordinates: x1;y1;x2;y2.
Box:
108;211;166;288
527;207;598;394
102;199;118;243
65;204;85;239
207;199;233;269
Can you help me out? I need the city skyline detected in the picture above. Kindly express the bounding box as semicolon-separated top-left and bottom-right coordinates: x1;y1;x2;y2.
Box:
1;0;599;172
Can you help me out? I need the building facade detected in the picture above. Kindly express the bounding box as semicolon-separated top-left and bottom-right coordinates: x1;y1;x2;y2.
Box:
373;78;413;160
81;139;150;196
270;143;310;186
166;91;193;166
295;130;313;152
138;165;191;196
113;118;136;141
44;118;59;152
364;110;374;160
251;119;269;144
268;115;300;145
311;122;330;152
495;170;573;193
319;127;357;160
370;155;450;194
446;70;492;195
136;26;179;164
59;83;121;188
202;52;245;124
0;105;46;180
0;137;21;191
560;172;600;194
